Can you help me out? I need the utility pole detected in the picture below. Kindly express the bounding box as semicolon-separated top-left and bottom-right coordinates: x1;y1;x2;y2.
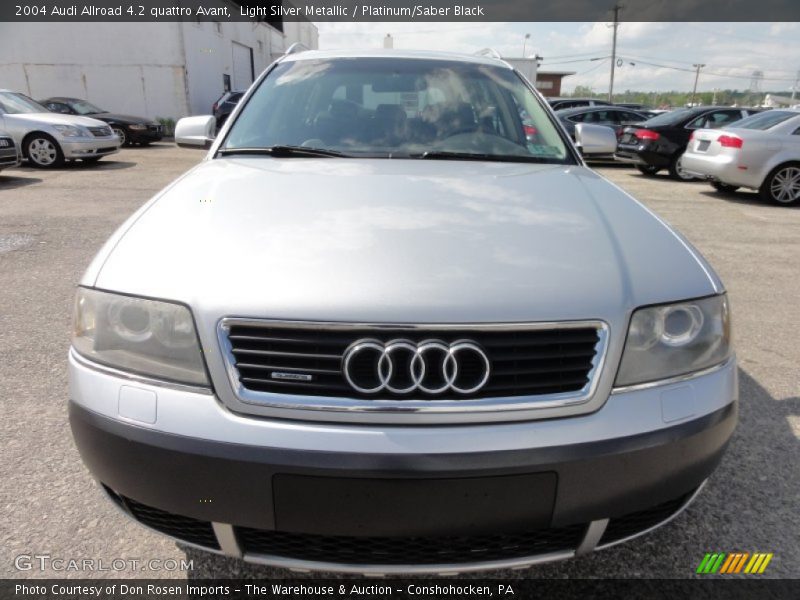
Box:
792;69;799;102
690;63;705;107
522;33;530;57
608;3;622;102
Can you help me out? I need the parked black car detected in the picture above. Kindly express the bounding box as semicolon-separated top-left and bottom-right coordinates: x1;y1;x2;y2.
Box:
546;97;612;111
556;106;649;141
40;97;163;146
614;102;653;111
212;90;245;130
615;106;761;180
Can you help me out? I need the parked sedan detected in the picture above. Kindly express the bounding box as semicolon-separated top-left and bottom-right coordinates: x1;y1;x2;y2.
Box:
40;97;163;146
212;90;245;130
556;106;649;141
0;131;22;171
682;109;800;205
0;91;120;168
615;106;760;180
547;97;612;111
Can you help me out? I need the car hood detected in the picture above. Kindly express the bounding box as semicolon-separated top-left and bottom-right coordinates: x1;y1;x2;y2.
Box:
6;112;109;128
90;158;720;323
91;112;154;125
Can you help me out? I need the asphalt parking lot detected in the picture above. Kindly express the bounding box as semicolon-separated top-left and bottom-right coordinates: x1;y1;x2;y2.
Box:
1;145;798;580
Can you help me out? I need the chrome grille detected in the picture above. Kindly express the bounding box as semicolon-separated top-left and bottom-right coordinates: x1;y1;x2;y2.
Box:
220;320;606;402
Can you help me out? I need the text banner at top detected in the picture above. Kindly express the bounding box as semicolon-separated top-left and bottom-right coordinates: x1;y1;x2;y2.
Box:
3;0;800;22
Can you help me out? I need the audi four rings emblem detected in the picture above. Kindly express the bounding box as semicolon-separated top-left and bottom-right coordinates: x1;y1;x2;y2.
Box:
342;339;491;395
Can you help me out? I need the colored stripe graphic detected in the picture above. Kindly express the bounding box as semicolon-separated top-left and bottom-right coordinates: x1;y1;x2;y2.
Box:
697;553;727;574
719;553;737;573
697;552;772;574
733;553;750;573
744;553;774;574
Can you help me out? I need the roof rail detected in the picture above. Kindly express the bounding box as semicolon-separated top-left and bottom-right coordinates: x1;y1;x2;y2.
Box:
285;42;310;55
474;48;503;60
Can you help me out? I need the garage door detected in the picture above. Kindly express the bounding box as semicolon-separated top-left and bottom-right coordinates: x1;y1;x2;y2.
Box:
231;42;254;90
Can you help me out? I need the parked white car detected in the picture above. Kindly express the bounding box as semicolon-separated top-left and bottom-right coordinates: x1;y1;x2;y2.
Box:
0;130;21;171
0;90;121;168
682;109;800;205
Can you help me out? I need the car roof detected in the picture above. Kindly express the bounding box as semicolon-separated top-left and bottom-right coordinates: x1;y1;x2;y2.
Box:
41;97;82;102
556;105;639;116
279;48;513;69
549;97;610;103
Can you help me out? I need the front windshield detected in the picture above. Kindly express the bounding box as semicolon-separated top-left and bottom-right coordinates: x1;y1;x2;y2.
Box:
732;110;796;130
0;92;49;114
69;100;104;115
223;57;572;162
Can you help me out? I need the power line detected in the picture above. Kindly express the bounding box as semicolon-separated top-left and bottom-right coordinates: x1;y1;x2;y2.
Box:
621;53;800;77
539;56;609;66
617;56;800;82
574;58;610;77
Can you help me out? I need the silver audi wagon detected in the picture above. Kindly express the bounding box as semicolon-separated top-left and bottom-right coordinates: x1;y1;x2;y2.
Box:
69;48;736;574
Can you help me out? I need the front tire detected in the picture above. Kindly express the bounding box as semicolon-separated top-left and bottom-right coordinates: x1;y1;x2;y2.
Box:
24;133;64;168
760;163;800;206
711;182;739;193
112;127;127;147
636;164;660;176
669;155;696;181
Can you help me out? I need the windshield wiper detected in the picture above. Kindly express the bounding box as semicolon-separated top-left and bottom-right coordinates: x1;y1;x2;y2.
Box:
217;145;348;158
410;151;560;163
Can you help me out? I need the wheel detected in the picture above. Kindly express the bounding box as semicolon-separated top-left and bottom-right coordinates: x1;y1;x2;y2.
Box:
711;182;739;193
636;164;660;176
760;163;800;206
112;127;127;146
668;154;696;181
24;133;64;168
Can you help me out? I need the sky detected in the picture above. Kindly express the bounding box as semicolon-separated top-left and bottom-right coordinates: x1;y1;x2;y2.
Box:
316;22;800;95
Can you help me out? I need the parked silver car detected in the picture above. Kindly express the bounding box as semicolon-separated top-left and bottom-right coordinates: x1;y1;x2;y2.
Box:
69;49;736;574
0;90;120;168
0;130;21;171
682;109;800;205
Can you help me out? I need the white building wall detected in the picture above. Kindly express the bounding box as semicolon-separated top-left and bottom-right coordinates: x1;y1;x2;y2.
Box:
0;23;188;121
503;58;538;87
0;16;318;122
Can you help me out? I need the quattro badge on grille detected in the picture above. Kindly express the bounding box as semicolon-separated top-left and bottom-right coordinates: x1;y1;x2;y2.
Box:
342;339;491;395
271;372;314;382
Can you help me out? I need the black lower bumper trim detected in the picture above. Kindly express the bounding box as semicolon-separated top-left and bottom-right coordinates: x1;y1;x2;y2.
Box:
69;401;736;535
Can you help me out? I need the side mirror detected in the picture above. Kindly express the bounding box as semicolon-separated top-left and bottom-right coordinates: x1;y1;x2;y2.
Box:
574;123;617;156
175;116;216;149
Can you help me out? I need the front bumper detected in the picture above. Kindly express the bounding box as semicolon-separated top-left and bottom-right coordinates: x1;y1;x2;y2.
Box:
60;137;121;159
0;139;21;169
128;127;164;143
69;350;737;573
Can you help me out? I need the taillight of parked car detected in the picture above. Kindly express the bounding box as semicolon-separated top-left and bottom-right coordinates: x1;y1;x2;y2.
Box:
523;125;537;137
718;135;743;149
634;129;660;141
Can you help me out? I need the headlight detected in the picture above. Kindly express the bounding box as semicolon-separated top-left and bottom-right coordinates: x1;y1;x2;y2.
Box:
72;287;209;386
615;294;731;387
128;124;147;131
53;124;87;138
